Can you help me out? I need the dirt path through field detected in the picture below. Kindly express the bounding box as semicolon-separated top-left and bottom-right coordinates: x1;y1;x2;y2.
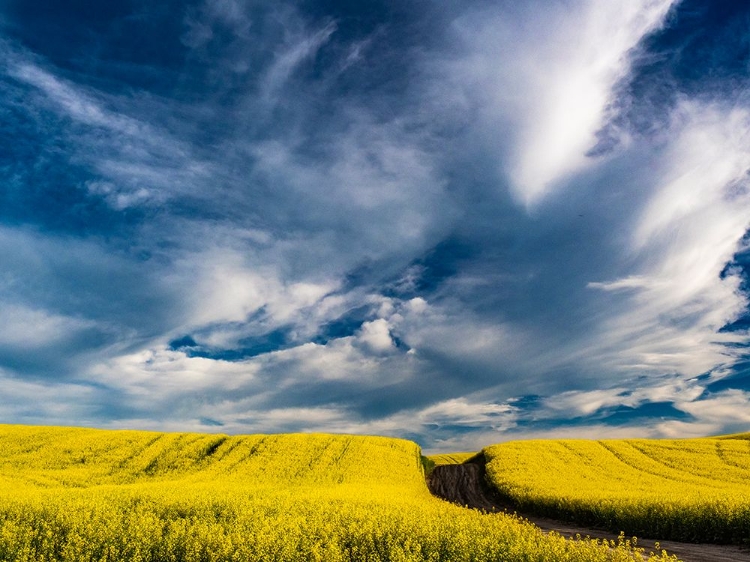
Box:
426;460;750;562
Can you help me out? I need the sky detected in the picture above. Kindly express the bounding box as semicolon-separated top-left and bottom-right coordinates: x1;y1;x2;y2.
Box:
1;0;749;452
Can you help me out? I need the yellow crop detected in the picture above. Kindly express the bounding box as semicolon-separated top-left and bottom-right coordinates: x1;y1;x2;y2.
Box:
0;425;678;561
715;432;750;440
426;452;477;466
484;437;750;544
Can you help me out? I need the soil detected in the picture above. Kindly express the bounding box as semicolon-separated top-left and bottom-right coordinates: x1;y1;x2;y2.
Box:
426;458;750;562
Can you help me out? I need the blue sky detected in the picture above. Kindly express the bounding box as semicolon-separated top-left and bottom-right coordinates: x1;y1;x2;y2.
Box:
1;0;749;452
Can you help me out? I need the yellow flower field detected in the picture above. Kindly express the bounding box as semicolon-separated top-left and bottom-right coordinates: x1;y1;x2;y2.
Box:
426;452;477;466
0;425;676;561
484;436;750;544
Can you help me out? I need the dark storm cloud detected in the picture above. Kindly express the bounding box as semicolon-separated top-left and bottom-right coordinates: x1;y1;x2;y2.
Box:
1;0;750;450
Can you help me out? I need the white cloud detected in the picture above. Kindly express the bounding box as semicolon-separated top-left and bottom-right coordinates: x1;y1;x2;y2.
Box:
417;397;516;429
261;21;336;102
82;336;414;433
180;0;256;62
587;276;656;292
448;0;676;206
675;390;750;427
541;379;705;418
356;397;519;453
635;105;750;247
192;396;519;453
5;53;213;211
398;305;511;356
0;370;97;425
253;335;417;387
247;113;452;258
0;304;94;349
10;64;143;134
356;319;395;354
404;297;428;315
581;103;750;379
543;389;628;417
496;424;661;444
502;389;750;446
93;348;257;398
164;242;342;348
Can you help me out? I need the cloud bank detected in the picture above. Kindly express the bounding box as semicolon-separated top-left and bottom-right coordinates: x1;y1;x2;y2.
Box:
0;0;749;451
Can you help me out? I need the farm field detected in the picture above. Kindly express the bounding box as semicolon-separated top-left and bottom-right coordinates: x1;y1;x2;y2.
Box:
716;432;750;440
0;425;675;562
483;436;750;545
427;452;477;466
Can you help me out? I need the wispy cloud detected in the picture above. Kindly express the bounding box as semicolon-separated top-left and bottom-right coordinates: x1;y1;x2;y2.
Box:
4;53;211;212
260;20;336;103
445;0;677;206
10;63;145;135
580;102;750;378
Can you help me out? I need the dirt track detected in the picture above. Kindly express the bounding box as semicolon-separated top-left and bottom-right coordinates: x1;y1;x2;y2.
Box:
426;459;750;562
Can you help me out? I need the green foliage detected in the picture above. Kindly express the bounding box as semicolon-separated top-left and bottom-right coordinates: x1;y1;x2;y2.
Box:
420;455;435;476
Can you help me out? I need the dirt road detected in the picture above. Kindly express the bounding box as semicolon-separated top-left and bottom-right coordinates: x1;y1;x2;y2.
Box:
426;459;750;562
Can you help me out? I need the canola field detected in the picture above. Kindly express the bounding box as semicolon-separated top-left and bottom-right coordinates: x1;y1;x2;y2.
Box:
427;452;477;466
0;425;676;562
484;437;750;545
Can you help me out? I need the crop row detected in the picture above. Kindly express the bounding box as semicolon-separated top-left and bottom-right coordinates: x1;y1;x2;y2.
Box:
483;437;750;544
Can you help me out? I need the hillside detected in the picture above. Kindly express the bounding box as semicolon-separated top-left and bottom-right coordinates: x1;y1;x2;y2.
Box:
483;437;750;544
0;424;668;562
0;425;422;489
